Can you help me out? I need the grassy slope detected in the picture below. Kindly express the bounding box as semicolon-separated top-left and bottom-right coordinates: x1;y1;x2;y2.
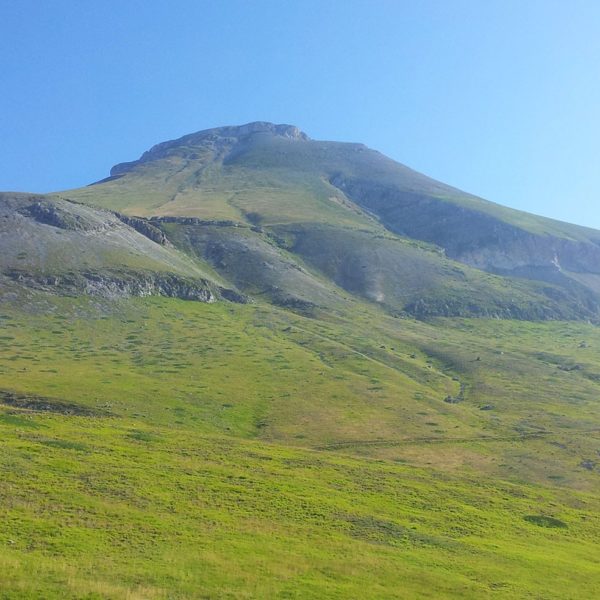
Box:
58;131;600;321
1;294;599;598
227;135;600;242
63;128;600;245
3;128;598;596
60;175;594;319
60;158;371;230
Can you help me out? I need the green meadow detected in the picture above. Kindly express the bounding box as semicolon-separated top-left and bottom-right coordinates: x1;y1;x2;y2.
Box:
1;295;599;598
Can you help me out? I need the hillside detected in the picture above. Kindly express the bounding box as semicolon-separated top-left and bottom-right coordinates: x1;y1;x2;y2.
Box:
0;192;245;303
0;123;599;598
61;122;600;320
2;293;600;598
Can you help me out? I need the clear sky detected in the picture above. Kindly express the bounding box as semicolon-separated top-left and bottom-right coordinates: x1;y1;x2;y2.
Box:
2;0;599;228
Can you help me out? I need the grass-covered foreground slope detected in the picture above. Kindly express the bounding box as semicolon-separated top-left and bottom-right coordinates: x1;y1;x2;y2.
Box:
1;293;599;598
1;412;598;599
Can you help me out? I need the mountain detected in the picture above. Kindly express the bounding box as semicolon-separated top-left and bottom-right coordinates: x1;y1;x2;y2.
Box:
57;121;600;320
1;123;599;599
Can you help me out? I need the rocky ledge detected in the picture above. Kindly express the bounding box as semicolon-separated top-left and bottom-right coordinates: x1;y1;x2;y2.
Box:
4;269;248;303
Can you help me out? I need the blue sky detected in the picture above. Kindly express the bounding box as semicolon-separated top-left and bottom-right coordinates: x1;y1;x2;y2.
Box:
1;0;599;227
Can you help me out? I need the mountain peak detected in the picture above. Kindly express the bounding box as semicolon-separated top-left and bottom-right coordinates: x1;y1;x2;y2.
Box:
224;121;308;140
109;121;308;177
174;121;310;143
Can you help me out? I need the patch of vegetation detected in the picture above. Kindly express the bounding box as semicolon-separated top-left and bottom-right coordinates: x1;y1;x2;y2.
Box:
127;429;159;443
36;437;90;452
524;515;568;528
0;389;101;416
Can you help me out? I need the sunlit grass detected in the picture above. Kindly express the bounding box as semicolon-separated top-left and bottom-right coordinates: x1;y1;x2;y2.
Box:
0;295;599;597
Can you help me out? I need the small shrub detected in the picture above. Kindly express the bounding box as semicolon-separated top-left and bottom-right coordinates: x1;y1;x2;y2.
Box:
524;515;567;528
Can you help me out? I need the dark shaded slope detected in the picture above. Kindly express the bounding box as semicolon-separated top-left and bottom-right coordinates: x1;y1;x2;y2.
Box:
157;219;342;312
149;218;592;320
270;224;600;319
329;173;600;287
